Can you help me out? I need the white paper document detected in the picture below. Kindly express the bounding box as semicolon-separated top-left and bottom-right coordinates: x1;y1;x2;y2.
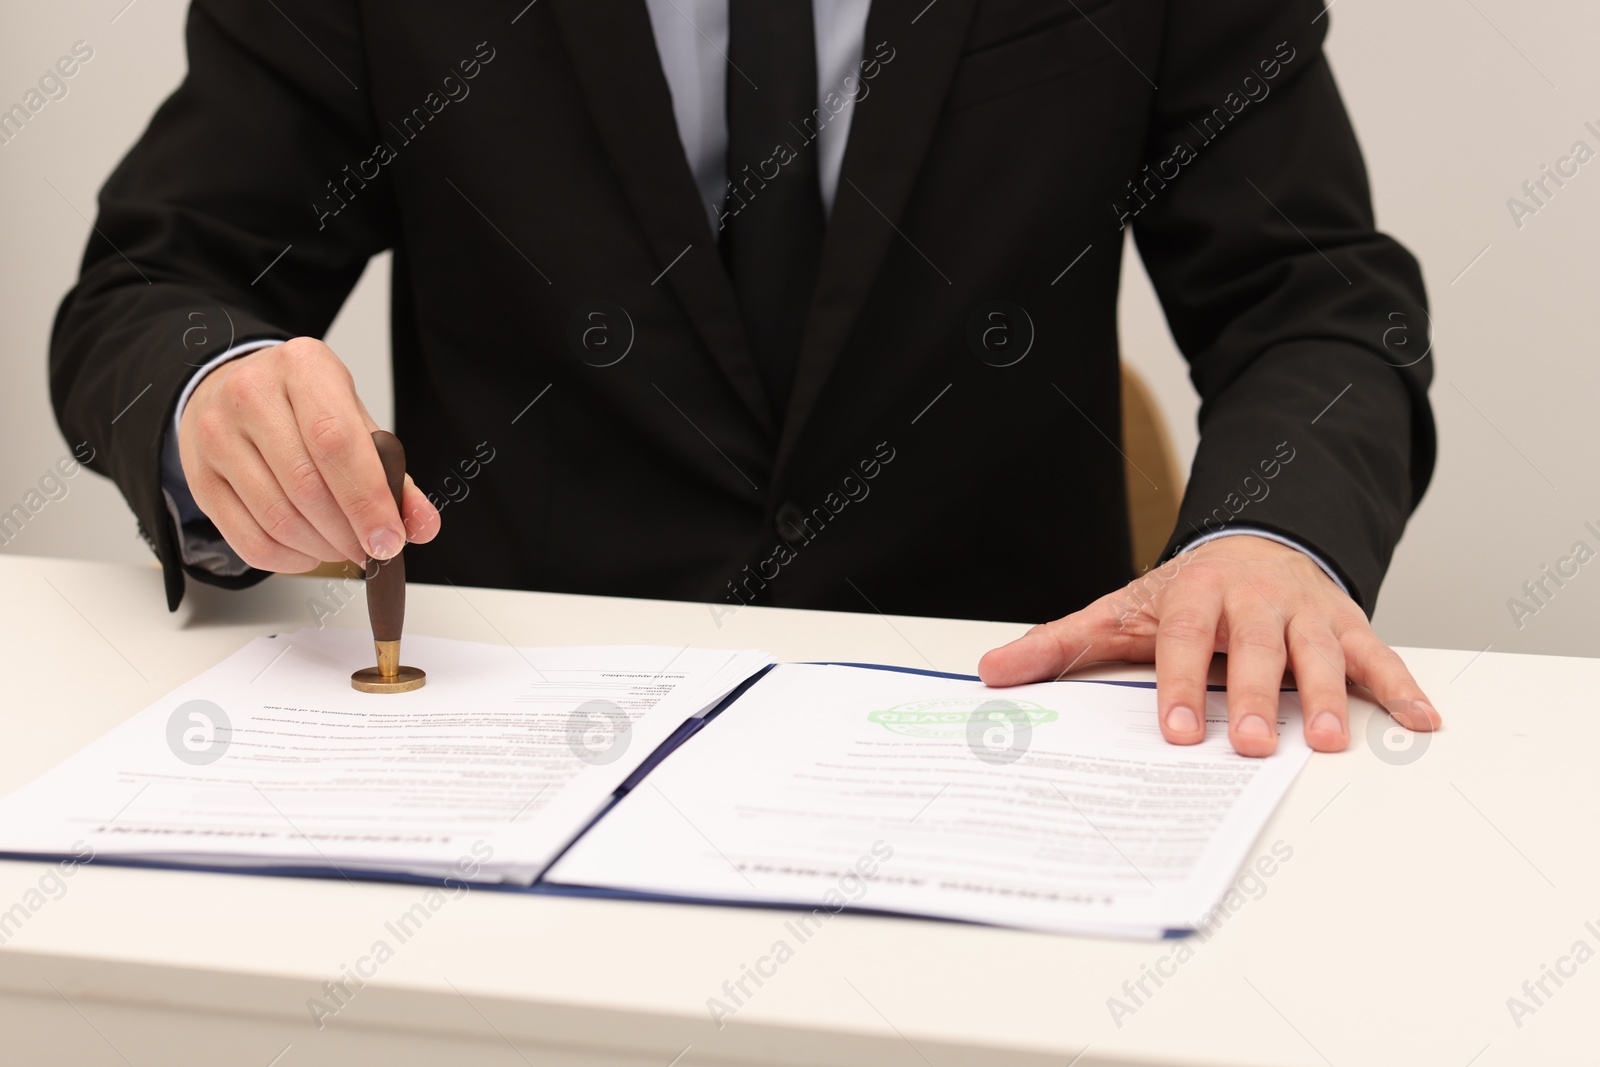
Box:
0;637;1311;937
546;663;1311;937
0;628;772;883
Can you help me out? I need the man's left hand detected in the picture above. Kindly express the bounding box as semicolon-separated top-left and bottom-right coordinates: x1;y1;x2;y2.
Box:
977;535;1441;757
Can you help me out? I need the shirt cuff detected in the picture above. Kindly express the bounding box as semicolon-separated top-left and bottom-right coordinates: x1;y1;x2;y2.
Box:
1176;525;1351;597
162;338;283;574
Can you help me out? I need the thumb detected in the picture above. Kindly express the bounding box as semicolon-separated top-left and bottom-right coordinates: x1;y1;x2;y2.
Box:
399;473;442;545
978;619;1113;687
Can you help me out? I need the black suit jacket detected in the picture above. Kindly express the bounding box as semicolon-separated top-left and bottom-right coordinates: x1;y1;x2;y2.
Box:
51;0;1435;623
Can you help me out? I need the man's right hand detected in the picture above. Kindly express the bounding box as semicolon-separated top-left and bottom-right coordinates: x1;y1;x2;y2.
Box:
177;337;441;573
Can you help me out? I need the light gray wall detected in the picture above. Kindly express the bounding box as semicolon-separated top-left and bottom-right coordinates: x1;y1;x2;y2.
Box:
3;1;1594;657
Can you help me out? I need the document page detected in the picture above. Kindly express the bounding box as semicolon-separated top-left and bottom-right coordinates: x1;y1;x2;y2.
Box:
546;663;1311;936
0;628;771;883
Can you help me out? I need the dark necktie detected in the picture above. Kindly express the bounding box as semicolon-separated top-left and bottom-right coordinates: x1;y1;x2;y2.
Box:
721;0;826;423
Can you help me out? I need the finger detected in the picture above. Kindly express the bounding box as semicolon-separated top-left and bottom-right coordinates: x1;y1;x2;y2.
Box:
190;473;319;574
1286;621;1350;752
284;368;405;560
1341;627;1441;732
400;474;442;544
282;383;437;550
211;443;345;563
978;596;1146;687
1153;582;1224;745
242;405;366;563
1222;600;1287;757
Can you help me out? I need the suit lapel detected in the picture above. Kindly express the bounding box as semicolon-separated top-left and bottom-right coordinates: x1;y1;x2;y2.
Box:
778;0;977;464
548;0;776;436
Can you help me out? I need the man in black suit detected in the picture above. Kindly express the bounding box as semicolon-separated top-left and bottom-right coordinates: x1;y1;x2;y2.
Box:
51;0;1441;756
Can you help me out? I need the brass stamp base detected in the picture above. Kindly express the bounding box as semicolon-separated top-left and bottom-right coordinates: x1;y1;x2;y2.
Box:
351;665;427;694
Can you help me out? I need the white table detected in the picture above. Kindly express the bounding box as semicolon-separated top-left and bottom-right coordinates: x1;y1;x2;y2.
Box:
0;554;1588;1066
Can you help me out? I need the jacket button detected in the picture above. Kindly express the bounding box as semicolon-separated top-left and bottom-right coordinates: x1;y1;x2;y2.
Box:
775;502;808;546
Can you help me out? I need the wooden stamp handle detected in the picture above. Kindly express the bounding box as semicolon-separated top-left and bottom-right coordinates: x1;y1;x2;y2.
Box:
366;430;407;644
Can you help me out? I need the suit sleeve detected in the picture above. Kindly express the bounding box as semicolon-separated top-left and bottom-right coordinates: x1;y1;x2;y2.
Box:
1129;2;1435;615
49;0;396;610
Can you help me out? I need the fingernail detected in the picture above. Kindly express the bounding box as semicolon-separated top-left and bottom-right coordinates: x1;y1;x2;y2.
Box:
1165;705;1199;733
1386;699;1440;730
1310;712;1345;738
368;529;402;560
1238;715;1272;739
